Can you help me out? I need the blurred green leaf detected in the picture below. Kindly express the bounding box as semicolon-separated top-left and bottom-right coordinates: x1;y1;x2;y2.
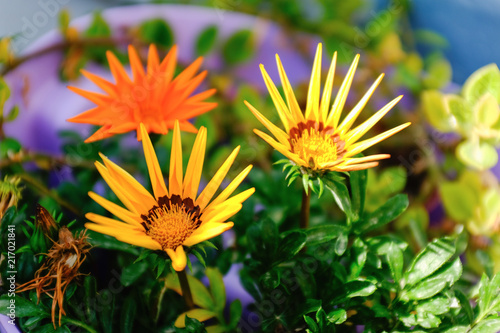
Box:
196;25;218;56
463;63;500;105
440;181;478;221
304;225;349;246
222;30;254;65
206;267;226;312
120;294;137;333
423;56;452;89
120;261;148;287
445;95;473;134
350;169;367;221
228;299;242;329
470;319;500;333
475;94;500;128
456;138;498;170
138;18;174;48
277;230;306;261
422;90;456;132
0;76;11;111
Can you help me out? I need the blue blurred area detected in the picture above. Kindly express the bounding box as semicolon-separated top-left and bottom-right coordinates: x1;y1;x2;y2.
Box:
409;0;500;84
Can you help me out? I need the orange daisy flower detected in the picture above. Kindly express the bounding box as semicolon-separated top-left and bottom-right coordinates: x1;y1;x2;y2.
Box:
68;44;217;143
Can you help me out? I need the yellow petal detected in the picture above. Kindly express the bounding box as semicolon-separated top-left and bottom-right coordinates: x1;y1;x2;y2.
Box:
85;213;142;231
254;129;306;166
94;161;140;214
169;120;184;196
205;165;253;209
85;223;161;250
201;204;242;226
195;146;240;211
174;309;217;328
245;101;290;148
305;43;323;121
183;222;234;247
88;191;142;227
259;64;293;131
166;246;187;271
334;161;379;171
346;122;411;157
140;123;168;199
275;54;305;123
345;95;403;145
341;154;391;166
326;54;360;129
337;73;385;135
183;127;207;199
204;188;255;218
319;51;337;123
99;153;157;211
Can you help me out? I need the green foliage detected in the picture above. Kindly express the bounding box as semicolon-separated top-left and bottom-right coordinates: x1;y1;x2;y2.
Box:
195;25;218;56
222;30;255;65
138;18;174;48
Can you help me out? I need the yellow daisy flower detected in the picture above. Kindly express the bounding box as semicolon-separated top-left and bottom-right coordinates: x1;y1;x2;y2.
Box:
68;44;217;143
245;43;411;173
85;121;253;271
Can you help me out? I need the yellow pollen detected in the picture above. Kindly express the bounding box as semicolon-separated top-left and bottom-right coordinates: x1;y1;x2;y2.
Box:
291;128;344;169
145;204;199;250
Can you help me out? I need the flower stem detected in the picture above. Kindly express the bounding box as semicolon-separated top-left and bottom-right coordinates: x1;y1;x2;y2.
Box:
177;269;195;310
300;189;311;229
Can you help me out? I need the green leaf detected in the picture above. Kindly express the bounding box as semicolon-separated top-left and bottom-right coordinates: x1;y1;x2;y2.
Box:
260;267;281;289
455;290;474;324
335;230;348;256
165;273;215;310
0;295;46;317
405;237;456;286
384;242;404;282
277;230;306;261
195;25;218;56
442;327;470;333
349;238;367;280
345;280;377;298
304;225;349;246
304;315;319;332
440;180;478;222
120;294;137;333
138;18;174;48
324;175;354;223
456;138;499;170
0;137;22;158
422;90;455;132
475;94;500;128
469;319;500;333
402;257;462;301
0;76;11;111
327;308;347;324
206;267;226;312
477;273;500;323
85;12;111;37
83;276;97;322
5;105;19;122
228;300;242;329
120;261;148;286
416;296;450;315
222;30;255;65
446;95;473;133
350;168;367;221
354;194;408;234
463;63;500;105
423;56;452;89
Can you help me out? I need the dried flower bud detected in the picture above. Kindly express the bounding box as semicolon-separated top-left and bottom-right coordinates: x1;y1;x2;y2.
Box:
35;204;59;236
